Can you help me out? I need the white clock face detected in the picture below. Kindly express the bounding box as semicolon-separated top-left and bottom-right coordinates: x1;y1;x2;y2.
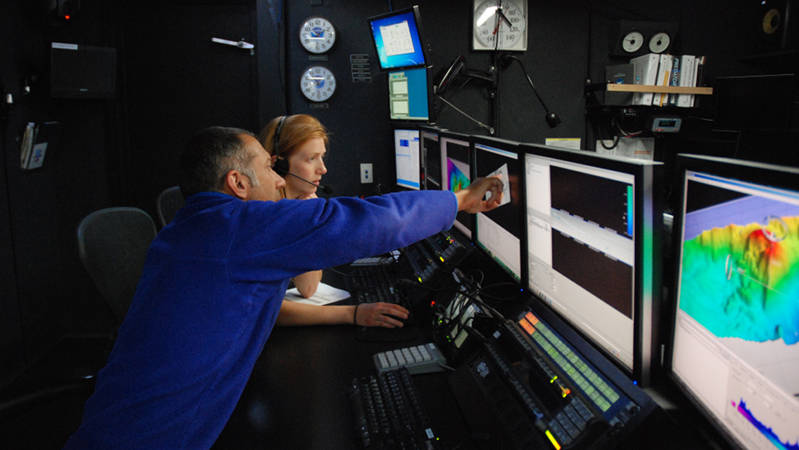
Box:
473;0;527;51
299;17;336;54
300;66;336;102
622;31;644;53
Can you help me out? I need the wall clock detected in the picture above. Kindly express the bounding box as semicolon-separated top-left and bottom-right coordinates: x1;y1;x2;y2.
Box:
300;66;336;102
299;16;336;54
473;0;528;51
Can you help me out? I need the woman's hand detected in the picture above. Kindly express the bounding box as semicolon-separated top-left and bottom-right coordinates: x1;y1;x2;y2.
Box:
355;302;409;328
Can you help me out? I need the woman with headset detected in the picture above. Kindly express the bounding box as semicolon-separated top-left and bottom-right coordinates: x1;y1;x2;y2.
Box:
258;114;409;328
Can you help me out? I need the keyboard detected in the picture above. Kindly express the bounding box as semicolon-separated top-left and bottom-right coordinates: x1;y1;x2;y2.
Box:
349;367;440;449
348;264;406;307
374;342;447;375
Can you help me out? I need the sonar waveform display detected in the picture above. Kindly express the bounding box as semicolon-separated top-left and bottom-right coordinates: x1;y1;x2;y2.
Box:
679;194;799;345
733;399;799;450
447;158;470;192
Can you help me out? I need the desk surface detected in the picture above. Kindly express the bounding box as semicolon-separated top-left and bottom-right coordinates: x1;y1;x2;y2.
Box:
214;320;471;449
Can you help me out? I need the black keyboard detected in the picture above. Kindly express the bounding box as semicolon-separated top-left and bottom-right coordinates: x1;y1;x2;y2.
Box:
349;367;440;449
349;264;407;307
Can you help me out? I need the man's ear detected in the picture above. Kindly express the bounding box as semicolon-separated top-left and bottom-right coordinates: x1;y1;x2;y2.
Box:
223;169;249;200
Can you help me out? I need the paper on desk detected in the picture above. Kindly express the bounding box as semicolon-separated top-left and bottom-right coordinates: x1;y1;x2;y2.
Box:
485;163;511;207
284;282;350;305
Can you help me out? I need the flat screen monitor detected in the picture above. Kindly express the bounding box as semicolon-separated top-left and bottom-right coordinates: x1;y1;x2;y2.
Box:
368;6;426;71
394;128;421;190
668;154;799;450
523;144;661;384
474;136;524;282
388;67;429;121
419;125;442;190
440;131;473;239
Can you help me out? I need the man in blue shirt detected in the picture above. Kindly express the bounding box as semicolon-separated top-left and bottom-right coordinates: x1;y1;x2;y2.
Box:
65;126;502;449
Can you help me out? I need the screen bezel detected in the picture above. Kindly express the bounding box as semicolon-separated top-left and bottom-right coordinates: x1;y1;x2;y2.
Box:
520;143;661;385
387;66;431;122
665;153;799;449
439;129;474;240
367;5;427;71
392;128;422;190
472;134;527;286
418;124;444;191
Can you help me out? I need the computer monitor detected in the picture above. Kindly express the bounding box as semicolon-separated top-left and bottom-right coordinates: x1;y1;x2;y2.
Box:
368;6;426;71
523;144;661;384
473;135;524;282
668;154;799;450
440;131;473;239
419;125;442;190
388;67;429;121
393;128;421;190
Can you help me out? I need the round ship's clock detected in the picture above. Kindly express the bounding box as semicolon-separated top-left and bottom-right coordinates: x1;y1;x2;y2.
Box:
473;0;528;51
299;16;336;54
300;66;336;102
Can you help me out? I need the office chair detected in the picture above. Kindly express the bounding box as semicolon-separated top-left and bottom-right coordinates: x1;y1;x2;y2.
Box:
0;208;156;424
156;185;184;228
76;207;157;325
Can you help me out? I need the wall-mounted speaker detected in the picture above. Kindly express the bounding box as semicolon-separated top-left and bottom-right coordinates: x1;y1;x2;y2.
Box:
50;42;117;99
609;20;680;58
753;0;798;52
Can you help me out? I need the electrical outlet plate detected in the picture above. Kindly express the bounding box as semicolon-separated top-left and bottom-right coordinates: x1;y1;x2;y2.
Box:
360;163;373;183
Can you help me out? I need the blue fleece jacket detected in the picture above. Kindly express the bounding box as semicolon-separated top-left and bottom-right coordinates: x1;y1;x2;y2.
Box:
64;190;457;449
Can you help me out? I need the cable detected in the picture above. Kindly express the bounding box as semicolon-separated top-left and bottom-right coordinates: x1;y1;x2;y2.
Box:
502;55;561;128
599;134;620;149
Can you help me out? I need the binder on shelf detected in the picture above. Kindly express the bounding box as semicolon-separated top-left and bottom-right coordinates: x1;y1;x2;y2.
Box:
630;53;660;105
19;121;61;170
652;54;673;107
676;54;696;108
667;56;681;106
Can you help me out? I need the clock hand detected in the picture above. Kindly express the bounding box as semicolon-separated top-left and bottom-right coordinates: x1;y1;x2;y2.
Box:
497;9;512;28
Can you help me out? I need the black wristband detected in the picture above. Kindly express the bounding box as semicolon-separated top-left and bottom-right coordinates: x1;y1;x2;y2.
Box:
353;304;360;325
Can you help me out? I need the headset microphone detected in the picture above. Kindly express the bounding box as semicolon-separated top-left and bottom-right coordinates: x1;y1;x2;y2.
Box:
287;172;333;195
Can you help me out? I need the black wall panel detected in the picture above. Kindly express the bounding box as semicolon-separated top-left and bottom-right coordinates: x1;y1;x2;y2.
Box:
285;0;399;197
0;0;118;384
0;0;25;386
122;1;259;215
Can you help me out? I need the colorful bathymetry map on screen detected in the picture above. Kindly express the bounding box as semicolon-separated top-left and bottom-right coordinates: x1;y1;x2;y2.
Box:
447;158;470;192
680;195;799;345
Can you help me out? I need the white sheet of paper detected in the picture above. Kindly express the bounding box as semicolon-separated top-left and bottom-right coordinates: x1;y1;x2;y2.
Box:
485;163;511;207
284;282;351;306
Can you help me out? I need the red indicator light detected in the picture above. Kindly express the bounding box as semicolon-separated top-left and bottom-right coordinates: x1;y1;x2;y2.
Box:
64;15;71;20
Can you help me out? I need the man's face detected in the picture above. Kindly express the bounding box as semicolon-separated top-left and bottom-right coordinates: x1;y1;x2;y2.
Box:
240;134;285;202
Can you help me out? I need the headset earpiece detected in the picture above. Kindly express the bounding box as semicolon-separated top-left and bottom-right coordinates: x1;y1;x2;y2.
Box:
274;156;289;177
272;115;289;176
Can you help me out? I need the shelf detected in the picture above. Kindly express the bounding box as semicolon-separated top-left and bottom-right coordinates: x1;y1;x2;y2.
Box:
605;84;713;95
